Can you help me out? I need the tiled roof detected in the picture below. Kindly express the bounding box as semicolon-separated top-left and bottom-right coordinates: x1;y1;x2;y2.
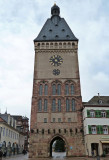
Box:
0;116;7;123
34;5;78;42
84;96;109;105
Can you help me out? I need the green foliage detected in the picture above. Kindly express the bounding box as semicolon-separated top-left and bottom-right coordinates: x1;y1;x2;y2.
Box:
54;140;65;152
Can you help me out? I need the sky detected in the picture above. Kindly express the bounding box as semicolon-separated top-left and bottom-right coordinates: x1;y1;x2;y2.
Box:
0;0;109;120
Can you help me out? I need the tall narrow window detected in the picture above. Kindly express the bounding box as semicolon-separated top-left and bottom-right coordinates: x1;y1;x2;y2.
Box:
38;99;42;111
58;118;61;122
72;99;75;111
90;111;95;117
58;99;61;112
57;84;61;95
44;118;47;123
52;84;56;95
65;84;69;95
101;111;106;117
53;118;55;122
39;84;43;95
91;126;96;134
71;84;74;95
44;99;47;112
103;126;108;134
52;99;56;112
44;84;48;95
66;99;70;111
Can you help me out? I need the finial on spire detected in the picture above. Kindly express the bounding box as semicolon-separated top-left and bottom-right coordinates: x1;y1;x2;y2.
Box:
51;3;60;17
54;1;56;5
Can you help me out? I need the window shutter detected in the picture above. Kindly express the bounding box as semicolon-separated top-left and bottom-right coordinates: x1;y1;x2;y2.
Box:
106;110;109;118
97;125;100;134
87;110;90;117
98;110;101;118
88;125;92;134
100;125;103;134
95;110;100;118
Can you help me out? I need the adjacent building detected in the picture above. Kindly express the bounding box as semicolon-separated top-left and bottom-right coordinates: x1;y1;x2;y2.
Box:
0;113;29;155
0;114;21;155
12;115;29;151
83;96;109;156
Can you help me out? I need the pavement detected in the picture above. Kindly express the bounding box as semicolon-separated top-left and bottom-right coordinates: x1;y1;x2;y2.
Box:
2;154;109;160
2;154;28;160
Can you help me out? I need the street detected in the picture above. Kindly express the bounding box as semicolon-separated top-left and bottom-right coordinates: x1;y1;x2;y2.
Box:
2;154;28;160
2;153;109;160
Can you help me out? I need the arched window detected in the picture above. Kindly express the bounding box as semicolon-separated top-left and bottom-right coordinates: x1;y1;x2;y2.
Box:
63;42;66;48
44;99;47;112
44;84;48;95
72;99;75;111
39;84;43;95
71;84;74;95
66;99;70;111
52;84;56;95
65;84;69;95
52;99;56;112
58;99;61;112
38;99;42;111
57;84;61;95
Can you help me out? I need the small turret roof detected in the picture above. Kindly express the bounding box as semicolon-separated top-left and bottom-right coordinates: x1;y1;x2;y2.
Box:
34;4;78;42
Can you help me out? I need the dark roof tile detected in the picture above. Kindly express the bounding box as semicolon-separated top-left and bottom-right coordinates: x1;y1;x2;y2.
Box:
34;6;78;42
84;96;109;105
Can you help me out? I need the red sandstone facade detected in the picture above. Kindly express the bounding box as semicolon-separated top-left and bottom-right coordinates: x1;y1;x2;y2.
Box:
29;4;85;158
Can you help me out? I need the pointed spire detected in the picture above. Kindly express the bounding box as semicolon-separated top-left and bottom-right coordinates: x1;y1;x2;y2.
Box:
5;108;7;114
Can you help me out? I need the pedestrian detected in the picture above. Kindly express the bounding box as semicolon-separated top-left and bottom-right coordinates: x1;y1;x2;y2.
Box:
0;149;3;160
91;150;94;157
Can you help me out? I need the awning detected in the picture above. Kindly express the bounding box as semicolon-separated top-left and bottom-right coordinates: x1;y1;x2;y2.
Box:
101;141;109;143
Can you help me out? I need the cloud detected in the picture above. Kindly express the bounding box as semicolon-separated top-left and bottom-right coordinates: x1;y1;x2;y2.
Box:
0;0;109;119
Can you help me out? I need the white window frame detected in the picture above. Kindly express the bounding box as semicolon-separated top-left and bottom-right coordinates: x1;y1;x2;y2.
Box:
91;126;96;134
103;126;108;134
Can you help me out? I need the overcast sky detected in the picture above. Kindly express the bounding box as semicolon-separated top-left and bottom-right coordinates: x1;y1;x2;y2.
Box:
0;0;109;120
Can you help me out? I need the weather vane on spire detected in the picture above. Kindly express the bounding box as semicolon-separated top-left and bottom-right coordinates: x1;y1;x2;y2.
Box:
54;1;56;5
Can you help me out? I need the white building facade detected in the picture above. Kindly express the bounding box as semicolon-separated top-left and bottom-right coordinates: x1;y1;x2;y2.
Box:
0;114;25;156
83;96;109;157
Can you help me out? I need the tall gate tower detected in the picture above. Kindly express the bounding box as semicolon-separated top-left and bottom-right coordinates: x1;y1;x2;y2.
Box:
29;4;85;158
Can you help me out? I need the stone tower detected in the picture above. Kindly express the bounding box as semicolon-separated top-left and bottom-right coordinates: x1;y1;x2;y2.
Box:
29;4;85;158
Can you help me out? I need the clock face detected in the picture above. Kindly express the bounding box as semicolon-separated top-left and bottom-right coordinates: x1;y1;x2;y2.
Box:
49;55;63;66
53;69;60;75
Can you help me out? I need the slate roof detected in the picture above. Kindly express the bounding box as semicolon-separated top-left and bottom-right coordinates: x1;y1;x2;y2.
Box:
34;5;78;42
12;115;29;120
84;96;109;106
0;116;6;123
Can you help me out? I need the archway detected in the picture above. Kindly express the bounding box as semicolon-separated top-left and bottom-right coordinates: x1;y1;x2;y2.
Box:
49;135;67;157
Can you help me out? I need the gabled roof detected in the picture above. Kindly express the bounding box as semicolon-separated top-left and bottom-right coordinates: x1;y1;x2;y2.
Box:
34;5;78;42
84;96;109;106
0;116;7;123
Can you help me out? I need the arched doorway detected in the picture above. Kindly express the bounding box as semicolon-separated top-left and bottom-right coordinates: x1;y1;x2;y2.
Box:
49;135;67;157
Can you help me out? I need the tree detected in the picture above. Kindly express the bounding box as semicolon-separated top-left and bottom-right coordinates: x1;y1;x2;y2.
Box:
54;139;65;152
